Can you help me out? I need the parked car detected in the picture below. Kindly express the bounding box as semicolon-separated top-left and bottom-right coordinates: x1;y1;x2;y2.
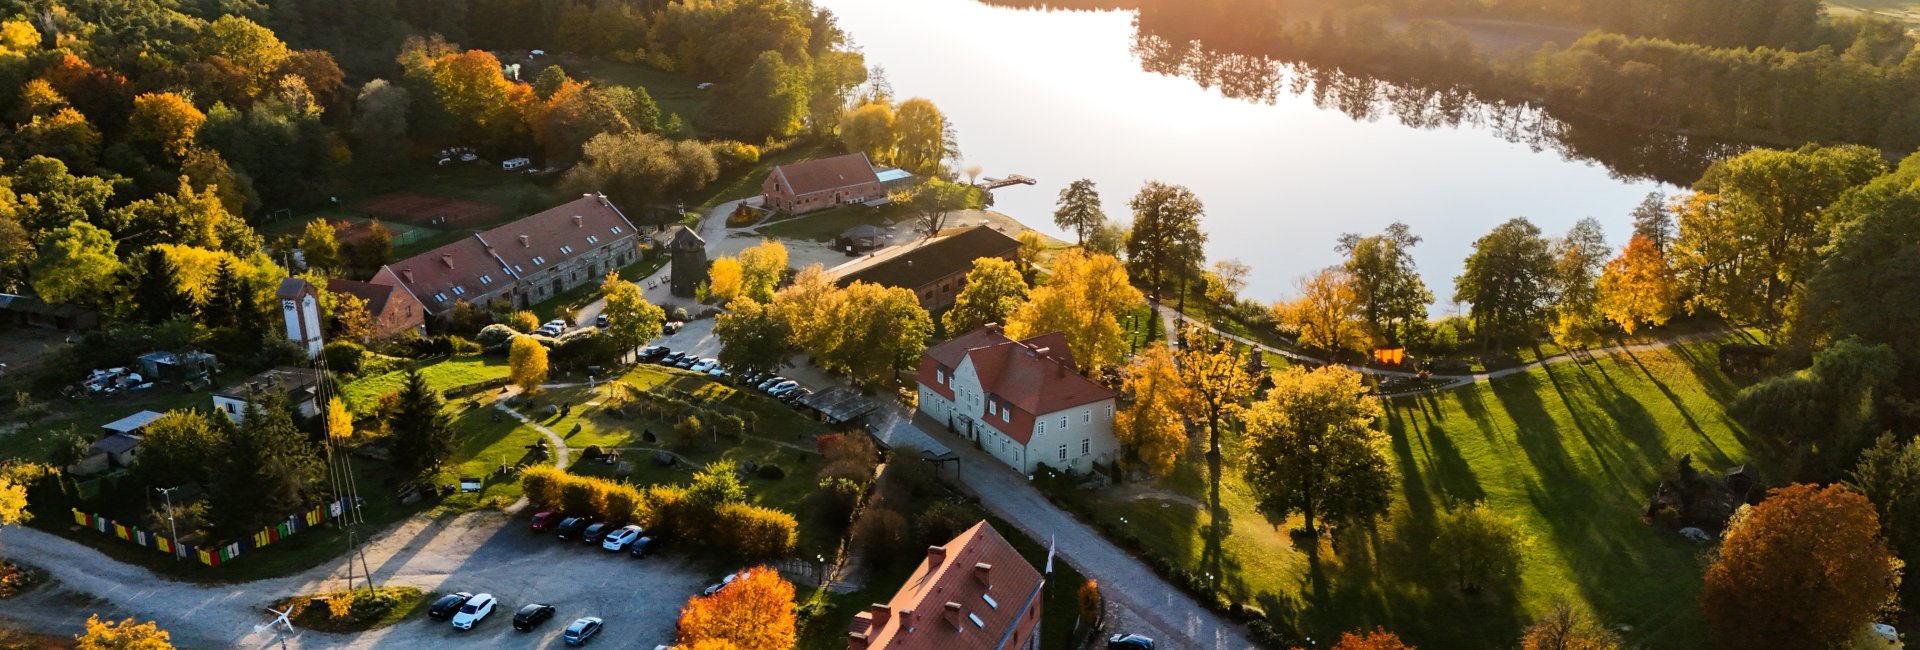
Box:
707;368;729;380
689;358;718;373
628;536;657;558
756;377;788;392
450;593;497;629
555;517;589;540
534;326;560;337
780;388;812;404
639;346;668;362
428;592;474;620
658;352;686;366
595;314;609;328
580;521;612;544
564;617;604;646
767;381;800;397
1108;634;1155;650
513;603;556;631
602;525;644;551
543;319;569;332
663;321;683;335
675;356;698;369
739;372;765;387
703;571;745;597
530;511;559;532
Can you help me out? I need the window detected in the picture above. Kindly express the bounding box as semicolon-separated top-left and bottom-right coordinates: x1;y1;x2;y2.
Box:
1058;445;1068;460
968;613;984;628
586;235;600;244
1083;409;1092;423
1002;409;1010;423
560;245;574;255
1081;438;1090;456
937;369;945;385
988;400;997;416
480;275;493;285
433;292;448;302
533;256;547;265
1107;405;1114;419
1037;420;1045;435
1060;415;1069;430
224;403;235;414
982;594;999;609
452;286;465;295
611;226;624;234
514;265;525;273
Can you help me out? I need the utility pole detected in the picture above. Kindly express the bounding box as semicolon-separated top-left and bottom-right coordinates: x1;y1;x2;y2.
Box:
156;486;182;561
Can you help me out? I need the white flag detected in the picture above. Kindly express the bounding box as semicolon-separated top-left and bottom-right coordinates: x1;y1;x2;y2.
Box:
1045;534;1056;574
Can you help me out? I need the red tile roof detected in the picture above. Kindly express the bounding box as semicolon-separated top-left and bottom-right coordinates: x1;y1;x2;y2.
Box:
916;326;1113;445
325;279;397;317
852;521;1044;650
372;195;638;313
772;153;881;196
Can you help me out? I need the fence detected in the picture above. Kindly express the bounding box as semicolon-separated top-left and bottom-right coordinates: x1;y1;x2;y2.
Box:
70;497;352;567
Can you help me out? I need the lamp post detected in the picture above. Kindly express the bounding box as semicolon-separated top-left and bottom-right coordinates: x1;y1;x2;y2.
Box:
156;486;182;561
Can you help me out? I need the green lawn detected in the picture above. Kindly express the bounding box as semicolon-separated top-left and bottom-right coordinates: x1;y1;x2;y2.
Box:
688;140;834;211
755;202;912;242
532;250;670;322
1071;340;1757;648
549;55;707;134
2;387;212;461
339;354;512;417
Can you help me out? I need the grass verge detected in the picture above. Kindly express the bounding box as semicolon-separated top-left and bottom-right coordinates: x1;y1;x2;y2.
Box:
276;586;428;633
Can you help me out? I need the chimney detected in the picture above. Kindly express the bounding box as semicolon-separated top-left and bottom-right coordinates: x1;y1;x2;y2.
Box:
440;253;454;269
973;562;992;586
927;545;946;568
985;322;1002;334
869;604;891;629
848;632;868;650
943;602;963;629
519;235;531;247
899;609;914;632
573;215;584;228
401;268;414;283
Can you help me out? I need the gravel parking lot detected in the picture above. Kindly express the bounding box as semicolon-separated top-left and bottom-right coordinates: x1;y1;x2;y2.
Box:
1;510;711;649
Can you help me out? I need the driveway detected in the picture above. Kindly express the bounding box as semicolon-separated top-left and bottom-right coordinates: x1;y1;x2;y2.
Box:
1;509;707;648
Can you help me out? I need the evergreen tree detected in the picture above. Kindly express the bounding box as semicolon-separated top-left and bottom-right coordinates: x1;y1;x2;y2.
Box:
385;369;453;477
209;391;320;535
202;257;248;329
130;247;188;324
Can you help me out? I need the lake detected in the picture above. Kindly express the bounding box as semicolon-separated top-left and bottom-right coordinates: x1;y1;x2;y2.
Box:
817;0;1726;311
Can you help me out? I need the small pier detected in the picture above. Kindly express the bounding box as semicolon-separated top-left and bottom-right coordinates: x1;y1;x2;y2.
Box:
977;174;1036;190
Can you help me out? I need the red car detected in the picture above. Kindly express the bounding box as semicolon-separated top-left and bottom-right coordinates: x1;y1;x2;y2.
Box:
530;511;559;532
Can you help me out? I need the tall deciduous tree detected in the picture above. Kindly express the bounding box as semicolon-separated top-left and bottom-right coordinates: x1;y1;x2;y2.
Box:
1204;259;1250;305
1275;266;1368;357
736;239;788;304
1549;217;1609;349
600;273;666;354
509;336;550;393
351;79;411;162
1179;332;1258;458
332;293;371;342
128;92;206;160
74;615;175;650
30;221;119;306
298;218;339;274
838;101;896;164
893;98;948;177
942;257;1028;334
1241;366;1393;536
676;567;797;650
1454;218;1555;350
709;257;745;304
1850;434;1920;606
1700;483;1896;650
1005;250;1143;371
1116;346;1187;477
1338;223;1432;346
1798;168;1920;389
429;50;521;142
1054;178;1105;244
719;51;807;140
900;179;980;239
1432;501;1528;594
715;297;793;379
771;265;841;357
564;131;718;210
385;369;453;477
1595;234;1677;335
826;282;931;388
1521;604;1624;650
1125;181;1207;299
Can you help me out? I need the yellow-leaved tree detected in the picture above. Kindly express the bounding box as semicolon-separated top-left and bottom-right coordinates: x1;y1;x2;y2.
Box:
1596;234;1677;335
707;257;745;304
676;567;797;650
735;239;788;303
74;615;175;650
942;257;1027;335
1005;250;1142;371
1274;266;1367;358
771;264;844;356
509;336;549;393
1116;346;1188;476
325;396;353;441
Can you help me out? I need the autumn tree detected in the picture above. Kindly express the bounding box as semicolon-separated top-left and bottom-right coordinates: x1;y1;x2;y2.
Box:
1338;222;1432;346
1325;628;1414;650
325;397;353;442
1455;218;1556;350
839;101;896;163
1432;501;1527;594
709;257;745;303
564;131;718;209
1015;230;1046;278
1125;181;1207;299
1054;178;1105;244
385;369;454;477
1700;483;1896;650
676;567;797;650
74;615;174;650
1588;237;1673;338
1204;258;1250;305
1549;217;1609;349
1179;332;1258;458
900;178;980;238
1241;366;1394;536
201;15;291;92
600;273;666;354
893;97;948;177
0;468;27;527
1275;266;1368;357
943;257;1028;334
429;50;521;142
1117;346;1188;476
716;297;793;379
771;265;841;357
735;239;788;303
1005;250;1143;371
1521;603;1623;650
509;336;550;393
824;282;931;388
298;219;339;274
1850;434;1920;606
31;221;120;306
128;92;206;160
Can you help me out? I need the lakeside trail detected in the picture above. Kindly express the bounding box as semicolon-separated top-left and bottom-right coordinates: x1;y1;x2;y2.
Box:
1157;303;1740;395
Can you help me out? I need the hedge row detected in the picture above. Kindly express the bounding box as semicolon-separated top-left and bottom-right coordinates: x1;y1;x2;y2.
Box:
521;466;796;561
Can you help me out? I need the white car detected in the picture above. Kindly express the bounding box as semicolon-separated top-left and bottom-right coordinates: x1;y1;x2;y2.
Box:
602;525;644;551
450;593;496;629
689;358;719;373
543;319;569;333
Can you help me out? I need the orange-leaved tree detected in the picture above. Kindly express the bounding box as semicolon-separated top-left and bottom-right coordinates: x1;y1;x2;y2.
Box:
677;566;797;650
1317;627;1414;650
1700;483;1896;650
1116;345;1188;476
75;615;175;649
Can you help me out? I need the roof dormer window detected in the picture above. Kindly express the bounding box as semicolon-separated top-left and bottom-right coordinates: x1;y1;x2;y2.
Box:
586;235;600;244
533;256;546;265
559;245;573;255
480;275;493;285
611;226;624;235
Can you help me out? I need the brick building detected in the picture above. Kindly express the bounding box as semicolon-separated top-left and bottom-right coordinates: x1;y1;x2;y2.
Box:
829;226;1020;310
369;194;641;321
849;521;1044;650
325;279;427;342
916;325;1119;475
763;153;885;215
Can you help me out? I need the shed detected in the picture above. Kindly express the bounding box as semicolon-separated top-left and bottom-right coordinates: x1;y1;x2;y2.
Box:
0;293;99;330
836;224;891;255
89;433;143;468
101;410;166;437
137;351;216;380
795;386;879;425
875;168;917;191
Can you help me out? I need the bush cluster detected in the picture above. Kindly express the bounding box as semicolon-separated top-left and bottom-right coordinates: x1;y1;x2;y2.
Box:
521;466;796;560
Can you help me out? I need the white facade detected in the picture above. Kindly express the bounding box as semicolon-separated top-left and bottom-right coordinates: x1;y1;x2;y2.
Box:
282;291;323;359
918;355;1118;475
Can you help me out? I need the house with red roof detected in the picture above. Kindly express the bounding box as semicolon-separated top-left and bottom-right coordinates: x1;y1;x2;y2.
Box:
763;153;885;215
324;279;426;342
916;324;1119;474
848;521;1044;650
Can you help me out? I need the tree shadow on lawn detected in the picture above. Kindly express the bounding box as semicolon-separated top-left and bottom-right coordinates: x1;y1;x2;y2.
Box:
1288;510;1529;648
1384;400;1487;522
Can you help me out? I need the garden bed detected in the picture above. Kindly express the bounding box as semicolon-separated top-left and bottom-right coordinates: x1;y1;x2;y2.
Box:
273;586;427;634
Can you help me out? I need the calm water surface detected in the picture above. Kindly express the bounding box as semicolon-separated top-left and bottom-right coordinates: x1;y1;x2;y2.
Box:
820;0;1682;308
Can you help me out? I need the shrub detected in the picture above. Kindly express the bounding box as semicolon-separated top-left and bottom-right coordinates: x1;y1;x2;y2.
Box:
475;324;519;351
755;464;786;480
507;311;540;333
816;477;865;525
322;341;367;375
852;507;909;568
521;466;565;509
706;140;761;172
669;306;690;322
640;484;694;538
915;501;981;548
447;335;480;354
715;502;799;560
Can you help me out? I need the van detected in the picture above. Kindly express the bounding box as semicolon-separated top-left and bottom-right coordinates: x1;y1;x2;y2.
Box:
502;157;531;171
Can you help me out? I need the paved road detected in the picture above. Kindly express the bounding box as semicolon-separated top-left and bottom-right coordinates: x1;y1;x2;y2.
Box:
1;506;707;647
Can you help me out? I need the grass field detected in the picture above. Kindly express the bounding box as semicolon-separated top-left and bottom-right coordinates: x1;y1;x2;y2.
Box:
1069;340;1758;648
339;355;512;417
754;203;911;242
550;55;708;135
